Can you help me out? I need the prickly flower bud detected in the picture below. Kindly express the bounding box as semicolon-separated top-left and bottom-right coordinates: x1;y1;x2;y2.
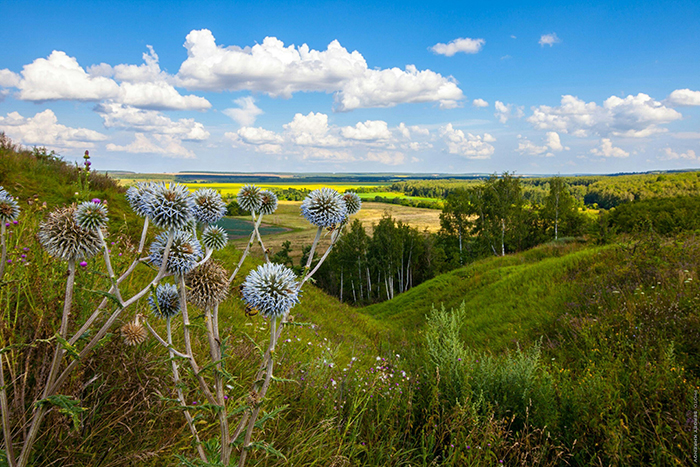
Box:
148;283;181;319
38;206;102;261
201;225;228;251
300;188;347;227
237;185;262;213
242;263;300;319
192;188;227;224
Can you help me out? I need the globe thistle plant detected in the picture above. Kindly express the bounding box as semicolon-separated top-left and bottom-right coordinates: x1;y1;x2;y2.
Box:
237;185;262;213
300;188;348;227
74;200;109;231
342;192;362;216
148;283;181;319
185;260;229;309
125;181;156;218
0;192;20;223
192;188;227;225
38;206;102;261
201;225;228;251
242;263;300;319
149;230;203;276
258;190;278;215
148;183;195;231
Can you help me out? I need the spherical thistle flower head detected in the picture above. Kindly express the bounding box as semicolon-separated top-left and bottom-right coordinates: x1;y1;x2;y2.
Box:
148;283;181;319
185;260;229;309
201;225;228;251
300;188;348;227
342;192;362;216
192;188;227;225
148;182;194;231
258;190;279;215
38;206;102;262
125;182;156;218
242;263;300;319
149;230;203;276
121;318;147;346
237;185;262;213
74;200;109;231
0;195;20;223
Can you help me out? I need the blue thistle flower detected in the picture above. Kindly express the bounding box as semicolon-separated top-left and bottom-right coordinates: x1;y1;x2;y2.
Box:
258;190;279;215
201;225;228;251
0;189;20;223
300;188;347;227
148;183;194;231
74;201;109;231
38;206;102;261
242;263;300;319
148;283;181;319
149;230;203;275
342;192;362;216
237;185;262;213
125;182;156;218
192;188;227;225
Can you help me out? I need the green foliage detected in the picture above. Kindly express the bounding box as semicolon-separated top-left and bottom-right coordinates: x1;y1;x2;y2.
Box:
605;195;700;235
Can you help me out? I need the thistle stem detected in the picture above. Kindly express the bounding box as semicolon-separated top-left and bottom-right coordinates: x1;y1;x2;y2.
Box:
167;317;207;463
251;212;269;263
0;223;7;281
0;352;16;467
97;229;122;303
238;317;277;467
228;215;263;284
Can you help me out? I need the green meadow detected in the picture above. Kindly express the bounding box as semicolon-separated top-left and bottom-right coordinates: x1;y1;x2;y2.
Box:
0;142;696;466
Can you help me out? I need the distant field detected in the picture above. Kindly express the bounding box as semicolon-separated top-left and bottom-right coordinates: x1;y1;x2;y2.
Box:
215;217;290;239
231;200;441;263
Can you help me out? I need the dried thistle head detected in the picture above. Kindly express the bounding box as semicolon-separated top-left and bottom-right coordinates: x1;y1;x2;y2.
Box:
185;260;229;309
38;206;102;262
121;315;147;346
192;188;227;225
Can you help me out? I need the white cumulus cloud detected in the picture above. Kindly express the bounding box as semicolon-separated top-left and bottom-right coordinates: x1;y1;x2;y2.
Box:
660;147;697;160
176;30;464;110
472;98;489;108
517;131;568;157
494;101;524;123
95;103;209;140
590;138;629;158
106;133;196;159
223;96;264;127
0;109;106;149
666;89;700;106
430;38;485;56
440;123;495;159
0;69;21;88
528;93;682;138
341;120;392;141
539;33;561;47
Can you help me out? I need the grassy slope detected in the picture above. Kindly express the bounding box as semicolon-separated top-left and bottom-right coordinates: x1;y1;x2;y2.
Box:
360;241;612;352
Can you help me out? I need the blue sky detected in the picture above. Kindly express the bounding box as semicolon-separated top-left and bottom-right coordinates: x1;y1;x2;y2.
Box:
0;0;698;174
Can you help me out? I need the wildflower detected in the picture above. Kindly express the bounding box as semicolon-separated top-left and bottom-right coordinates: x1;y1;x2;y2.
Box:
148;283;181;319
342;192;362;215
241;264;299;319
192;188;227;224
201;225;228;251
6;259;11;265
300;188;347;227
148;183;195;231
149;231;202;275
74;201;109;231
237;185;262;213
258;190;278;215
79;261;88;267
185;260;229;309
121;315;147;345
38;206;102;261
91;198;101;204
